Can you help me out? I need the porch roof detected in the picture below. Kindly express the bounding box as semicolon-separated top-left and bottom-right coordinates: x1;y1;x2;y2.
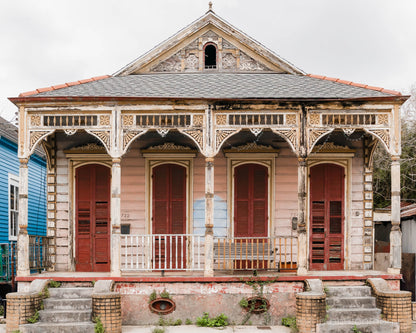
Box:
18;73;400;100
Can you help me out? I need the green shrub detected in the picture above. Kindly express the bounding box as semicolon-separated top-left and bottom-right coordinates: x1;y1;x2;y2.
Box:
48;280;61;288
27;311;39;324
94;316;105;333
185;318;193;325
282;316;297;332
196;312;228;327
160;289;171;299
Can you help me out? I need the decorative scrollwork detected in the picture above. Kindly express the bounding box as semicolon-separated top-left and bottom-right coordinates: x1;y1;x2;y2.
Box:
157;129;170;137
123;130;145;151
30;130;53;152
181;129;204;149
285;114;297;126
308;129;333;152
64;129;77;135
309;114;321;126
144;142;192;151
342;128;356;136
216;114;227;126
273;129;298;153
123;115;134;126
367;129;390;151
30;115;41;127
377;114;389;125
250;128;262;136
216;129;238;151
193;115;204;127
86;130;111;152
99;115;111;126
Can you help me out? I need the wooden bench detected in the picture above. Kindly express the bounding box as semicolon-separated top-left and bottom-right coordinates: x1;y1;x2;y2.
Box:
213;241;279;270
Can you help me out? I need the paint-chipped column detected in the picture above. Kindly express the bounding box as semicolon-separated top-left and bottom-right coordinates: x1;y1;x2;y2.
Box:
111;158;121;276
17;158;30;276
297;157;308;275
204;157;214;277
389;155;401;274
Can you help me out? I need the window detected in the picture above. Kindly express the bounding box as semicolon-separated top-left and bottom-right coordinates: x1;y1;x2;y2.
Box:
204;44;217;69
9;174;19;241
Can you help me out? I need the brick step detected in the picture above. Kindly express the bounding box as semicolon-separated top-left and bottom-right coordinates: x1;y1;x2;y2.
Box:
327;308;381;321
317;320;399;333
20;321;95;333
48;287;93;299
43;297;92;310
326;296;376;308
39;309;91;323
325;286;371;297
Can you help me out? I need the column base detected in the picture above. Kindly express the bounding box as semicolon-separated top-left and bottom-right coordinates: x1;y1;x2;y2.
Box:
16;269;30;277
297;267;308;275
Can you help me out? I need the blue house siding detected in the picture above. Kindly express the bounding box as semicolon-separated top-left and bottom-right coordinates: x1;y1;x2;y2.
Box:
0;136;47;243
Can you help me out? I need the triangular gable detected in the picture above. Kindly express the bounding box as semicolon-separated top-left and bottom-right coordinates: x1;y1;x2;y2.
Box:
114;10;304;76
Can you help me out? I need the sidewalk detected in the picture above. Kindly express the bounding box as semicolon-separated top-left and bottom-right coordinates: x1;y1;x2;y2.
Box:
123;326;292;332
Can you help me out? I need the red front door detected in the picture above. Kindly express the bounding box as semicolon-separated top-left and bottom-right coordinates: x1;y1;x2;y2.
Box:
75;164;111;272
234;164;268;269
309;163;345;270
152;164;186;269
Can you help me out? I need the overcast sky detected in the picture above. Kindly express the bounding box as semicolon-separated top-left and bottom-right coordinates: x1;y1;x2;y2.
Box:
1;0;415;121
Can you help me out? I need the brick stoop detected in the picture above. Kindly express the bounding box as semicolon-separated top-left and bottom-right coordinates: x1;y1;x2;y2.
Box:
317;286;399;333
19;287;95;333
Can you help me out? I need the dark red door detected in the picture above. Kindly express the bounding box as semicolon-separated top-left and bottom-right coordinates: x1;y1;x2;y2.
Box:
152;164;186;269
234;164;268;269
76;164;111;272
309;163;344;270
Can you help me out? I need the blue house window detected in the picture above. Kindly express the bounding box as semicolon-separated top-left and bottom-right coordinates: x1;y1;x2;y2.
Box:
9;174;19;241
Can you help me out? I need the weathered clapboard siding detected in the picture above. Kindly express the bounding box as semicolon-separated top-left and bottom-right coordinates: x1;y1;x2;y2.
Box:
55;149;70;271
120;143;146;235
350;140;365;269
274;146;298;237
0;136;46;244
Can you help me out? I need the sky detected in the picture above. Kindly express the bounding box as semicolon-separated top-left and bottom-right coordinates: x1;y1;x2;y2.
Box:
1;0;415;122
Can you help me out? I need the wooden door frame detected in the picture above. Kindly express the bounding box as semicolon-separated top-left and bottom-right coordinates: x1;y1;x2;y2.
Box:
226;153;277;238
143;153;196;238
307;154;353;270
66;153;111;271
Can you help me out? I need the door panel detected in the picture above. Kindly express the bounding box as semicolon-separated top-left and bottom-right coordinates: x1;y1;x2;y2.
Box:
234;164;268;269
309;163;344;270
75;164;110;272
152;164;186;269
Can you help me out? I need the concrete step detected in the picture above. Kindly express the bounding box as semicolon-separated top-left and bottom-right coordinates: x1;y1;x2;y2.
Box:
39;309;91;323
43;297;92;310
326;296;376;308
317;320;399;333
48;287;93;299
326;285;371;297
327;308;381;321
20;321;95;333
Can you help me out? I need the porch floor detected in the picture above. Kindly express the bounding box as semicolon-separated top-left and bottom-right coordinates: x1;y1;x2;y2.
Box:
15;270;401;283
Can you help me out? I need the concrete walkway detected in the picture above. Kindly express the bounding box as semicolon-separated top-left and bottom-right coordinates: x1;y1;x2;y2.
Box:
123;326;292;332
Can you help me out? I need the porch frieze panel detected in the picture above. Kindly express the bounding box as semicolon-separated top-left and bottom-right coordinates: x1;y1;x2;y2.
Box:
214;111;299;128
121;113;205;129
28;113;112;130
307;110;391;129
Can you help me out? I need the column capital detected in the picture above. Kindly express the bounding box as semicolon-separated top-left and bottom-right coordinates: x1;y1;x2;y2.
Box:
19;158;29;166
391;155;400;162
112;158;121;164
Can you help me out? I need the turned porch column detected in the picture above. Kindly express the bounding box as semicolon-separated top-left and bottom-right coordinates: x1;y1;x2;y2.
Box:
17;158;30;276
297;157;308;275
204;157;214;277
389;155;401;274
111;158;121;276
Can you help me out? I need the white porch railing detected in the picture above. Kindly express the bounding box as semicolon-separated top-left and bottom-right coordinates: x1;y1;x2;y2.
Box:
213;236;297;271
121;234;204;271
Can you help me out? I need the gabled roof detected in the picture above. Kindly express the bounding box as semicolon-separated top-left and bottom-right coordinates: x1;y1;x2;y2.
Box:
114;9;304;76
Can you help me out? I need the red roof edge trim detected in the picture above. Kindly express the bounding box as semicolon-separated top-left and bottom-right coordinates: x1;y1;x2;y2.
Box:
18;75;111;97
307;74;402;96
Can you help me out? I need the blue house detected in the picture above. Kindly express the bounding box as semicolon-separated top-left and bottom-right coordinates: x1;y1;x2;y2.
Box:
0;117;47;286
